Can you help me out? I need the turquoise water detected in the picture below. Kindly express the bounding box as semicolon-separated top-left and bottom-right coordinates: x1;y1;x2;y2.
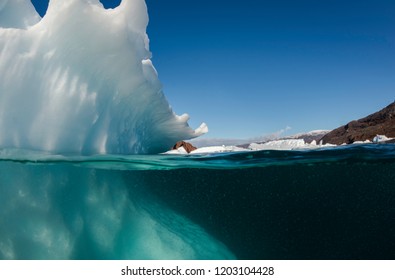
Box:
1;144;394;259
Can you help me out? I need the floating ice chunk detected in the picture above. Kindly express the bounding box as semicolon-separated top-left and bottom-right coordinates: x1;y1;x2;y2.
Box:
249;139;307;150
190;145;248;154
163;145;249;155
163;146;188;154
373;135;392;143
352;140;372;144
249;139;336;151
191;146;229;154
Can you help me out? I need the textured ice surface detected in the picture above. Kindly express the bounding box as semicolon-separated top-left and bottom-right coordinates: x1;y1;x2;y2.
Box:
249;139;314;151
0;0;40;28
0;0;207;154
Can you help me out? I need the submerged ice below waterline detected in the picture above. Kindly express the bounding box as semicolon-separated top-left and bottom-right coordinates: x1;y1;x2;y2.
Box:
0;160;233;259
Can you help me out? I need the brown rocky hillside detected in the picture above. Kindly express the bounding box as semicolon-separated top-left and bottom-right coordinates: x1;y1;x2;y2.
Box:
320;101;395;145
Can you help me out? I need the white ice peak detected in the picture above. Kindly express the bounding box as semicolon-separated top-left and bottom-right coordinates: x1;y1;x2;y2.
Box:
0;0;207;154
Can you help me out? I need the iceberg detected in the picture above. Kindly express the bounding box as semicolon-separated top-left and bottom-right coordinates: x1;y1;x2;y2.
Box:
373;134;392;143
0;1;233;260
0;0;207;155
249;139;313;151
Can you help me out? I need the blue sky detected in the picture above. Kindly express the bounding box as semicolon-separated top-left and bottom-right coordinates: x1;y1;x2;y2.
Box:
32;0;395;139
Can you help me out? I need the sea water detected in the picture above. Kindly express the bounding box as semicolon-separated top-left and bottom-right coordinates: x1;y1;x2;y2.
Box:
0;144;394;259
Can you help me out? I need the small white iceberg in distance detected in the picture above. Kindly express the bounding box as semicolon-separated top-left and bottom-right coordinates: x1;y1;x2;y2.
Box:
373;135;393;143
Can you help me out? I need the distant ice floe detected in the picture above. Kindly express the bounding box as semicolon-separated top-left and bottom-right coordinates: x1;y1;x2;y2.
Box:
372;135;393;143
351;140;372;145
165;139;336;154
250;139;320;151
166;133;395;155
165;145;246;155
345;135;393;145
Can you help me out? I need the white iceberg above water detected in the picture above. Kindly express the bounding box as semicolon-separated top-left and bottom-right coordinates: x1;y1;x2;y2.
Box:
373;134;393;143
0;0;207;155
249;139;326;151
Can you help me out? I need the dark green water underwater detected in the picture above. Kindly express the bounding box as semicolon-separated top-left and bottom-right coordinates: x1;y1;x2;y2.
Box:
1;144;394;259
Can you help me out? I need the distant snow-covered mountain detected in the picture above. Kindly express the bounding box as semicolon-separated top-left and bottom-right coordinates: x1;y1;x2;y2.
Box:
283;130;331;143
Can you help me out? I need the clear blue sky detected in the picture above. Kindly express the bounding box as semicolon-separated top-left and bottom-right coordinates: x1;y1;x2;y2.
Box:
32;0;395;139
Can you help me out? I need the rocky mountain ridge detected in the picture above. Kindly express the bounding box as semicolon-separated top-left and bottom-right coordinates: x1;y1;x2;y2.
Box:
320;101;395;145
